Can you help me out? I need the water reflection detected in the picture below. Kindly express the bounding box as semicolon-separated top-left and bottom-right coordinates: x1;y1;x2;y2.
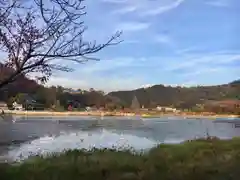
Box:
0;114;14;122
0;116;240;156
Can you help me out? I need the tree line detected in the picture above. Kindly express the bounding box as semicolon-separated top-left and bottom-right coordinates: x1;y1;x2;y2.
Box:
1;76;239;114
109;81;240;114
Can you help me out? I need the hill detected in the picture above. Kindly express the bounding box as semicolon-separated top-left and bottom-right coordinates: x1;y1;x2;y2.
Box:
0;65;40;101
0;64;121;110
1;65;239;113
108;81;240;110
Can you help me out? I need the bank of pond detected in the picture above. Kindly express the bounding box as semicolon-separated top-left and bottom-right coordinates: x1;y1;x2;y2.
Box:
0;137;240;180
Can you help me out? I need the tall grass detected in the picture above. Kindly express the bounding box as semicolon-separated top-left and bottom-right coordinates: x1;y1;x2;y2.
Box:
1;138;240;180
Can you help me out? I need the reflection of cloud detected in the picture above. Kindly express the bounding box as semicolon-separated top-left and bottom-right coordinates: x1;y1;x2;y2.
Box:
7;129;158;162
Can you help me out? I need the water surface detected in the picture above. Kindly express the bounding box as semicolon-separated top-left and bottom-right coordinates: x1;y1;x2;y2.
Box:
0;115;240;161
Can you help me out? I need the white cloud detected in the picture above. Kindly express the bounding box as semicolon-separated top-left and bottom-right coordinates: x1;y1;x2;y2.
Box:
155;34;173;45
102;0;186;16
121;39;140;44
175;46;200;54
101;0;127;3
181;67;225;77
46;77;89;88
47;75;145;92
205;0;230;7
46;56;150;92
141;84;154;89
78;58;135;74
142;0;185;16
180;80;198;87
46;50;240;91
164;52;240;72
112;6;137;14
116;22;150;32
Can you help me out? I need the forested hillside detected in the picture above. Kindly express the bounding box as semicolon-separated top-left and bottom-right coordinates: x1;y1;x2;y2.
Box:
0;64;40;101
108;81;240;109
0;63;239;112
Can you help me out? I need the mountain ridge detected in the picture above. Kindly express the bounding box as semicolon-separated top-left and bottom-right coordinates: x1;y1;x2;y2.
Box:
108;80;240;109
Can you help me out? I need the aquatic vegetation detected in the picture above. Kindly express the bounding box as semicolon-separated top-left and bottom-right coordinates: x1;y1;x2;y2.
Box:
1;138;240;180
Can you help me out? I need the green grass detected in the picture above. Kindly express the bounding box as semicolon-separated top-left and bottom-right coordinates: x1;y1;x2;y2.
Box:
1;138;240;180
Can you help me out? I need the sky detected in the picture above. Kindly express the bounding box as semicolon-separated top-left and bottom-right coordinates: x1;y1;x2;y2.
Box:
46;0;240;92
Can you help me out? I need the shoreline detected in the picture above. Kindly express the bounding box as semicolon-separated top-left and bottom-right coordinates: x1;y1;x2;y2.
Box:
3;110;239;119
1;138;240;179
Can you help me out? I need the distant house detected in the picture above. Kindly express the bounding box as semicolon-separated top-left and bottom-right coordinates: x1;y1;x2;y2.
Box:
85;106;98;111
0;101;8;111
156;106;179;112
19;94;45;110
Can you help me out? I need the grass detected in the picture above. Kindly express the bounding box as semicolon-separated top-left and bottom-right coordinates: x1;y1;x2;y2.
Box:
1;137;240;180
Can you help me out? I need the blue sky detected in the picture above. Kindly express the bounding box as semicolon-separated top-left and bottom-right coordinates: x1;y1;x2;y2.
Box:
46;0;240;92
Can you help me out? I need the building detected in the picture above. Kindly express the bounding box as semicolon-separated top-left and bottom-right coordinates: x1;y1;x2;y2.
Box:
19;93;45;110
156;106;179;112
0;101;8;111
85;106;98;111
12;102;24;111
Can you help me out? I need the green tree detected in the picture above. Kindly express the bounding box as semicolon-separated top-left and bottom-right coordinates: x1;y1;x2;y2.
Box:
15;93;25;104
35;87;47;105
46;86;57;108
7;97;15;109
54;100;65;111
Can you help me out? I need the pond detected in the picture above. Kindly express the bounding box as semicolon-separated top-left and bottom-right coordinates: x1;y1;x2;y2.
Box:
0;115;240;161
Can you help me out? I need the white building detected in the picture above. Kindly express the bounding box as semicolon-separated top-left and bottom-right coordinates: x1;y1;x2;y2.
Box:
156;106;179;112
12;102;24;111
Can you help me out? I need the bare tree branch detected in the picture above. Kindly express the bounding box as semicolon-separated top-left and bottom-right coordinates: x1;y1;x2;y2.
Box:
0;0;122;89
